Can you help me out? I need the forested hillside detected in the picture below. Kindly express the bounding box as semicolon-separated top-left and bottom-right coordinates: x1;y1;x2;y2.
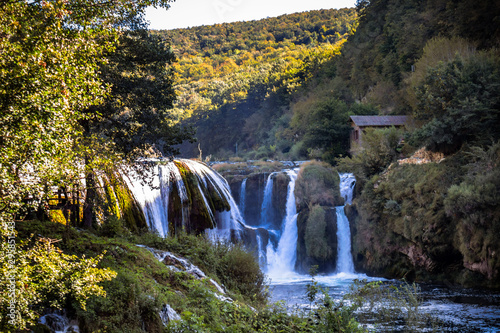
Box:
160;1;499;164
153;8;359;160
334;0;500;287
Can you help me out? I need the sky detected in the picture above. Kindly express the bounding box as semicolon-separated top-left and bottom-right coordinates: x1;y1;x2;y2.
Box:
145;0;357;30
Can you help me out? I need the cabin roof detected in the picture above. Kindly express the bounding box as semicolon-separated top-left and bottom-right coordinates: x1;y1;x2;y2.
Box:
350;115;410;127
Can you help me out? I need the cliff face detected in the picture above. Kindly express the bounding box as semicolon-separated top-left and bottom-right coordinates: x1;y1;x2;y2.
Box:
230;172;289;228
224;161;344;273
349;153;500;289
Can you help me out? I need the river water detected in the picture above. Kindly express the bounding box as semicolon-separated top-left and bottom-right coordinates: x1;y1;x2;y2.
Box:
268;273;500;332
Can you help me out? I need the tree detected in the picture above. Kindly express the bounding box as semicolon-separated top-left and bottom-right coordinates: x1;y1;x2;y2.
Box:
410;51;500;153
0;238;116;331
0;0;183;329
337;126;403;180
79;29;194;227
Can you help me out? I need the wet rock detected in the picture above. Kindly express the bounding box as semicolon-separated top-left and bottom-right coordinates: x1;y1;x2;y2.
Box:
159;304;181;326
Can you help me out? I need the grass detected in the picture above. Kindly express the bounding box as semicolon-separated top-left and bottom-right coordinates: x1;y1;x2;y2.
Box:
14;220;276;332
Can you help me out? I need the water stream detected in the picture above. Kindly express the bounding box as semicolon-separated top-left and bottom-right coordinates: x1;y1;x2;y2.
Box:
266;169;298;279
259;173;274;227
246;169;500;332
336;173;356;274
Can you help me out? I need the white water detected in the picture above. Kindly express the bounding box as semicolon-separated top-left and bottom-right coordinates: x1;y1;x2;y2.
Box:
256;233;266;266
182;159;245;235
39;311;79;333
336;173;356;273
127;159;245;240
266;169;299;279
239;178;247;220
339;173;356;205
259;173;274;227
125;164;176;237
335;206;355;273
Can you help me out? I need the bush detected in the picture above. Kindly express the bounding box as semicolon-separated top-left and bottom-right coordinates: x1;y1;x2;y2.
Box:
295;161;342;210
0;231;116;331
410;50;500;153
288;141;308;161
99;215;127;238
337;126;403;181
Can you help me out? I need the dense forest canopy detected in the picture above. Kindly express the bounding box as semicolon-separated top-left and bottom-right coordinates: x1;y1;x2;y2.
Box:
159;0;499;163
150;8;361;161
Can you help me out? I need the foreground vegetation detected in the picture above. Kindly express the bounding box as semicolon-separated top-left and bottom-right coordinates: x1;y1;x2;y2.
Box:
3;218;438;332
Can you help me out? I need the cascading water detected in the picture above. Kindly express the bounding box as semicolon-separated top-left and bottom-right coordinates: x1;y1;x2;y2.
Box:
239;178;247;220
336;173;356;274
259;173;274;227
125;163;187;237
266;169;298;278
181;159;244;236
128;159;356;278
126;159;245;240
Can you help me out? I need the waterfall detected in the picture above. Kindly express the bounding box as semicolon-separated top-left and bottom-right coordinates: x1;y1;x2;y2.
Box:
239;178;247;220
336;173;356;274
126;159;245;240
182;159;244;232
266;169;298;277
256;233;266;266
339;173;356;205
259;173;274;227
125;165;176;237
126;159;358;279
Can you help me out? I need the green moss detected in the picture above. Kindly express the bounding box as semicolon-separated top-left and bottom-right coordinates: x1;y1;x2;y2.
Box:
349;145;500;288
92;170;148;234
175;161;219;233
305;205;332;261
102;175;121;218
114;181;147;233
295;161;342;211
16;220;271;332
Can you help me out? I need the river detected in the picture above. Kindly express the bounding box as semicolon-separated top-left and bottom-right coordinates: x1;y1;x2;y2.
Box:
268;273;500;332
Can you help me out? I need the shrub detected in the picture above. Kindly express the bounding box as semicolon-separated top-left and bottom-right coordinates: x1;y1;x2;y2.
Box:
337;126;403;181
99;215;127;238
295;160;342;210
0;232;116;331
410;50;500;153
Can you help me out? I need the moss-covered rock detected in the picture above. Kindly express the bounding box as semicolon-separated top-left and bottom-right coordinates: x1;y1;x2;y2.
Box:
237;173;268;226
175;160;231;234
272;172;289;228
293;161;343;273
295;206;338;274
295;161;343;211
95;170;147;234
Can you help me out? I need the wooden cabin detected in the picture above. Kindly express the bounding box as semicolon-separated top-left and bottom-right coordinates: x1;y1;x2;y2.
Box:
350;115;410;150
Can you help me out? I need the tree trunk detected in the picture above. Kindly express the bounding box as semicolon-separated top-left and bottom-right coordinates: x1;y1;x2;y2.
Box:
83;157;96;229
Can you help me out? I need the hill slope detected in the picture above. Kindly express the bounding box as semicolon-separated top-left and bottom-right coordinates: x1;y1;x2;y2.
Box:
153;8;358;160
